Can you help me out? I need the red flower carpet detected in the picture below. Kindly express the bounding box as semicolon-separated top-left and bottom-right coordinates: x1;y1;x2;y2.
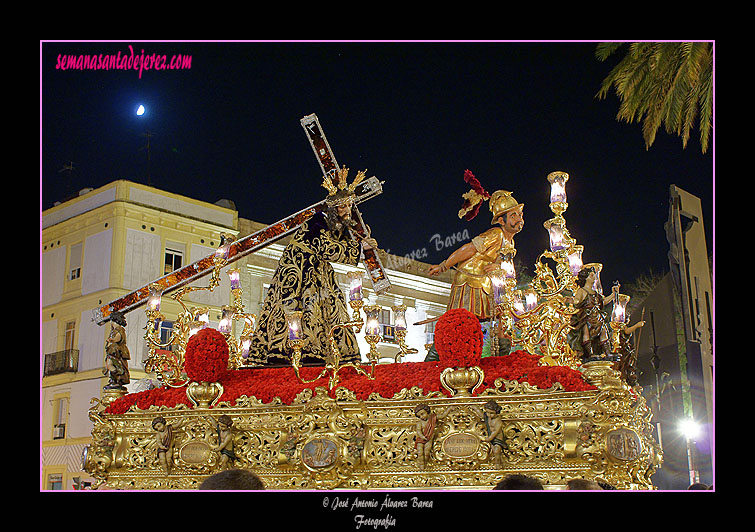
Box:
104;350;596;414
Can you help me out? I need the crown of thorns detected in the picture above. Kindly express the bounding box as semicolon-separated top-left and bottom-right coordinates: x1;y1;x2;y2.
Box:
322;166;366;206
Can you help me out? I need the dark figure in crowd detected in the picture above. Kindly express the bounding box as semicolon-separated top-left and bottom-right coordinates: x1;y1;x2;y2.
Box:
566;478;602;490
199;469;266;490
493;473;544;490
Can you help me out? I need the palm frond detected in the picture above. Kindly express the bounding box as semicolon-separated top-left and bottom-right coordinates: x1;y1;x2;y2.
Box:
595;41;713;153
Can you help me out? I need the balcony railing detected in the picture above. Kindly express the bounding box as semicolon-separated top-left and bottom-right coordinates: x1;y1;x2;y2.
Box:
43;349;79;377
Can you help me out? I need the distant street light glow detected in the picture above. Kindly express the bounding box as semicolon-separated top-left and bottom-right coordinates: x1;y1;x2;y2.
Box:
679;418;700;440
136;104;146;116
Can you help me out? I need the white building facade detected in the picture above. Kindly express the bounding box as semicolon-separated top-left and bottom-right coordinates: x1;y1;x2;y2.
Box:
41;180;451;489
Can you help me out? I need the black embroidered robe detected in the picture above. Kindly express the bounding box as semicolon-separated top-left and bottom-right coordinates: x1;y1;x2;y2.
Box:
245;211;361;365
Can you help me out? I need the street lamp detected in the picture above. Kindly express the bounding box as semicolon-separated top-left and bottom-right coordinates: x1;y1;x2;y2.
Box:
679;417;701;486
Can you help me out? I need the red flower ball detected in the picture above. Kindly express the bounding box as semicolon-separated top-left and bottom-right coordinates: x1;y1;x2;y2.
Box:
434;308;483;368
184;327;230;383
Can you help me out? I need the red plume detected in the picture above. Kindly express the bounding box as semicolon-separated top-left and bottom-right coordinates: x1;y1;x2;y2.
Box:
458;170;491;221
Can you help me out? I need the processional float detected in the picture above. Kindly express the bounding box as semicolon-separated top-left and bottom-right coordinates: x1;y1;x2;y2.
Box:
81;115;661;490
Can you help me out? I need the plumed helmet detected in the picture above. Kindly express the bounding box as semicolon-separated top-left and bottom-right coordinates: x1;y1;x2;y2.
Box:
489;190;523;224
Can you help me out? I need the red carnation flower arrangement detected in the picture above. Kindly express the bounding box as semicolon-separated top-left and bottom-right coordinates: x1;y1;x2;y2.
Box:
103;315;597;414
184;327;230;383
433;308;484;368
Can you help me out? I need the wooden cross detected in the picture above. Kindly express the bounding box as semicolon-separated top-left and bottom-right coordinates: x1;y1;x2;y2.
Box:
300;113;391;295
92;114;389;325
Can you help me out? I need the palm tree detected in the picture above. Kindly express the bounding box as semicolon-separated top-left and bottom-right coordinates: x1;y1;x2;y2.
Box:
595;42;713;154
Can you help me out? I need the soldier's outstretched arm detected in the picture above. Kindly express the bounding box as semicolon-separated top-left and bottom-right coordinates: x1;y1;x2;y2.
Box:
428;242;476;276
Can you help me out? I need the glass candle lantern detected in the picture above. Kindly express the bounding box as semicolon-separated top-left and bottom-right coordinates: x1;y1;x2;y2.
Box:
218;306;232;334
567;245;584;276
524;289;538;311
548;171;569;204
348;271;363;301
511;290;524;314
286;311;303;341
195;311;210;326
240;337;251;359
364;306;381;336
611;294;630;324
501;257;516;280
215;237;231;260
148;283;162;312
545;220;566;252
188;320;204;338
228;269;241;290
489;269;506;305
392;305;407;331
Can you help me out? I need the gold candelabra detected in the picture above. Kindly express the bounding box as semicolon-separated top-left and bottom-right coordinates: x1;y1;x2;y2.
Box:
143;234;258;385
287;298;379;390
487;171;630;368
286;270;426;388
609;292;631;355
391;304;418;361
288;271;388;390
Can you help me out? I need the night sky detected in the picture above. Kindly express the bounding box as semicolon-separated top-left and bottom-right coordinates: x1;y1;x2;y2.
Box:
40;41;714;288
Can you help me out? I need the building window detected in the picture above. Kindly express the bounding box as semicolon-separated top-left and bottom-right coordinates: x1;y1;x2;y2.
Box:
64;320;76;351
379;308;396;343
68;242;82;280
164;247;183;275
53;396;68;440
159;321;174;351
47;474;63;490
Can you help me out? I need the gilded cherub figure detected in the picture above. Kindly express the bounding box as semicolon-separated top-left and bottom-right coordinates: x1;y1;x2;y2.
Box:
152;416;185;473
413;404;452;469
205;414;237;470
472;400;505;466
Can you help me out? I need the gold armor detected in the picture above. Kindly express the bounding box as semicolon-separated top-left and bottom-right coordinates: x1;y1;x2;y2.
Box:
447;226;507;321
441;185;523;321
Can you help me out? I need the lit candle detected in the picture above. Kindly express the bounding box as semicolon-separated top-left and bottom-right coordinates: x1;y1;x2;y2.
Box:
366;317;380;336
524;290;538;311
548;171;569;204
218;307;232;334
612;294;630;323
501;257;516;280
511;290;524;314
348;271;363;301
393;305;407;331
188;321;203;338
364;306;381;336
567;245;583;276
286;311;303;341
241;337;251;359
489;270;506;305
228;269;241;290
546;221;566;252
148;284;162;312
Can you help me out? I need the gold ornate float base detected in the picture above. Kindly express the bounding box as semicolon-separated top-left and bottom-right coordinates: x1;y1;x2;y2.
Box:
83;362;661;490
